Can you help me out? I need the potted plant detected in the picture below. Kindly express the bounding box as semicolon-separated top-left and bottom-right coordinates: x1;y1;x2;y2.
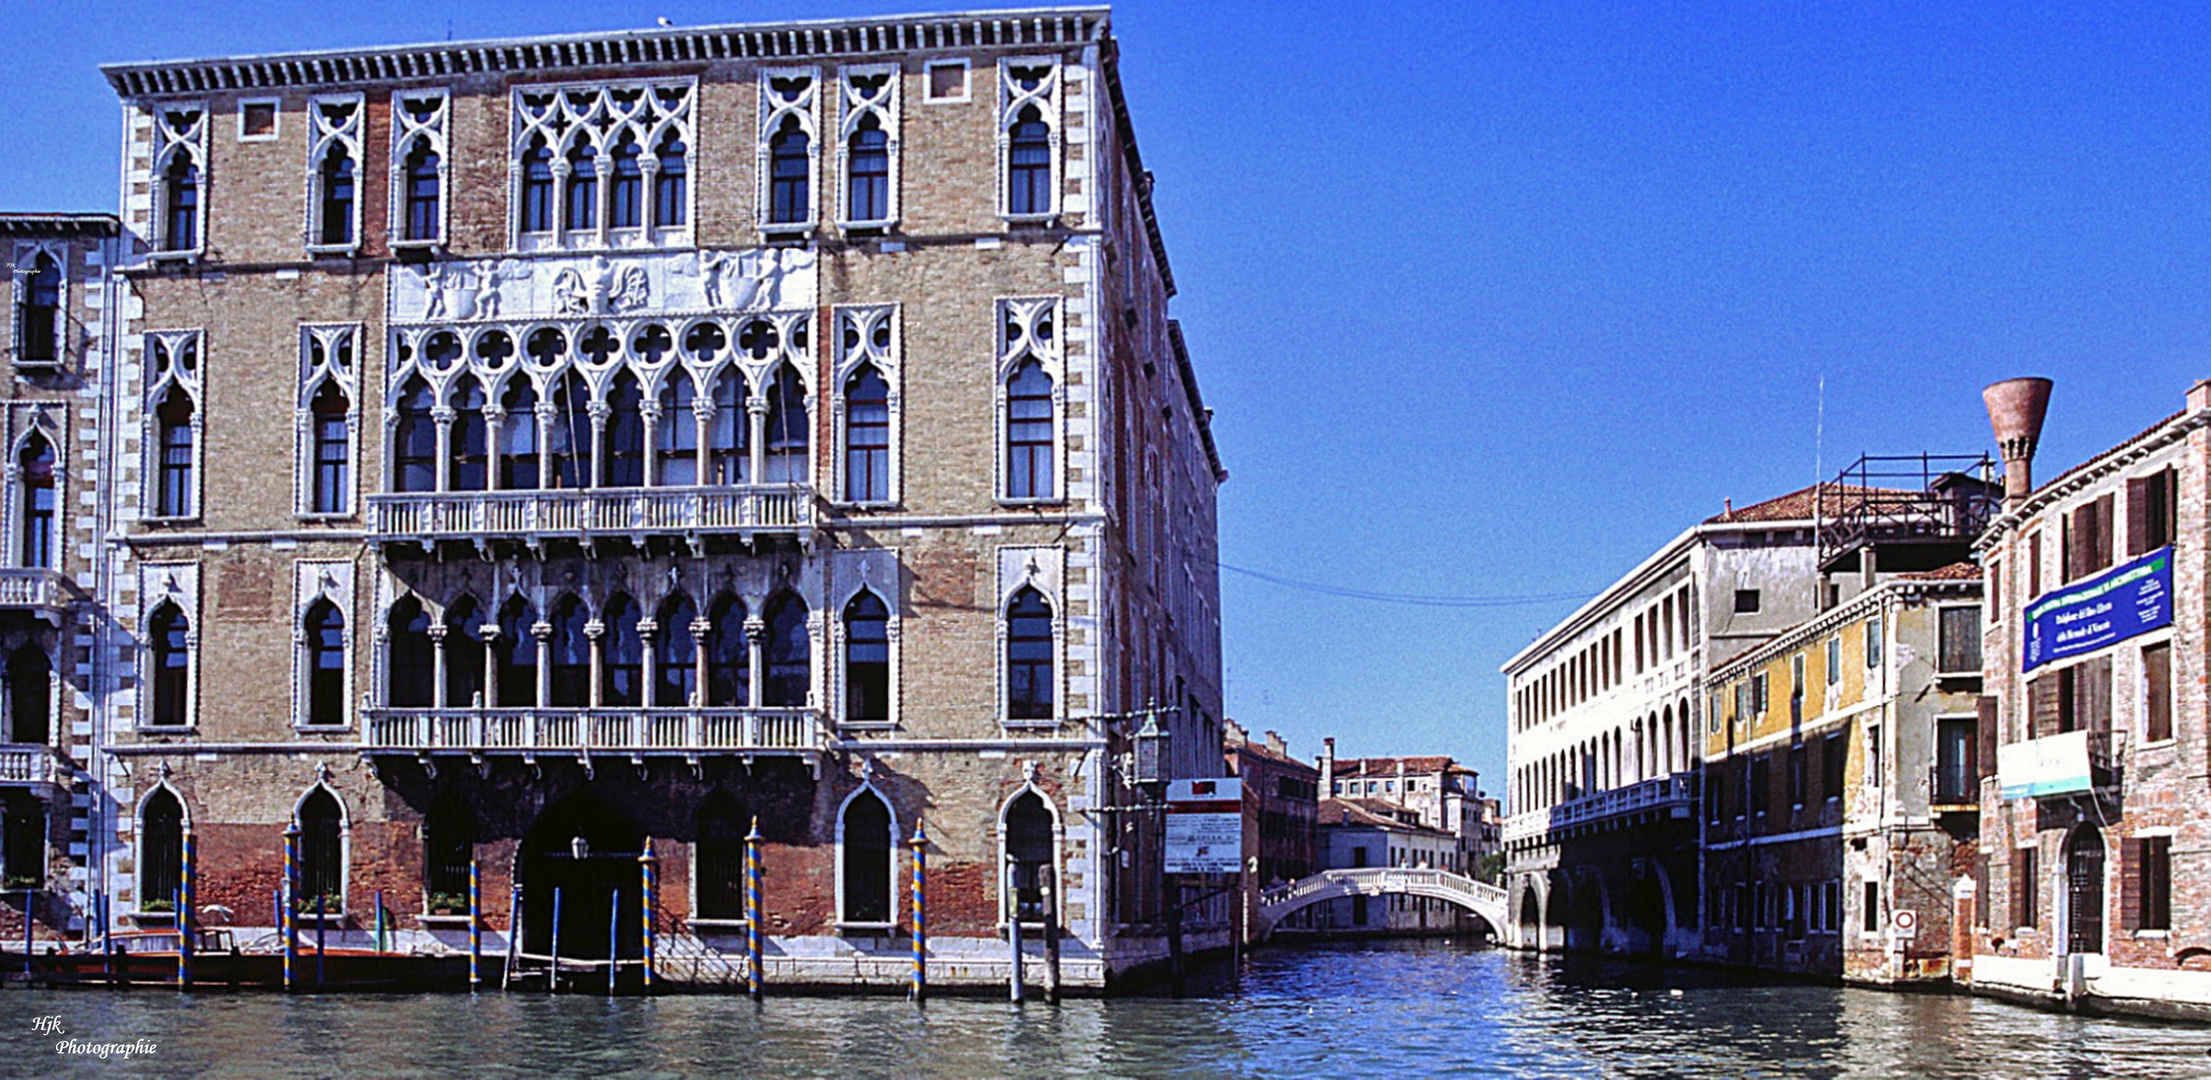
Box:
425;892;467;916
292;892;340;916
3;874;40;892
140;897;175;913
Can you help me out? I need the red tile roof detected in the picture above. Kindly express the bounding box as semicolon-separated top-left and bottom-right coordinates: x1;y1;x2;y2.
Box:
1704;483;1916;525
1317;798;1450;835
1332;756;1466;778
1898;561;1983;581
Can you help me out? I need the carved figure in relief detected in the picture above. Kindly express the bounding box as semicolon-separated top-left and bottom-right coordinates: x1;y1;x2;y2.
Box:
417;260;526;321
553;255;650;316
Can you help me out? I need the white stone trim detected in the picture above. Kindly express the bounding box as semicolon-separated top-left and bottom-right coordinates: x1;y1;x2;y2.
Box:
995;778;1064;926
387;88;451;247
135;562;200;731
997;57;1060;221
295;324;361;517
835;63;900;230
235;97;280;143
996;545;1066;728
830;304;900;506
833;778;900;928
148;104;208;259
829;548;900;730
291;778;351;914
292;560;356;731
994;297;1064;505
923;58;971;105
757;67;821;234
140;329;203;521
2;403;67;571
9;241;69;369
302;93;365;256
511;79;697;252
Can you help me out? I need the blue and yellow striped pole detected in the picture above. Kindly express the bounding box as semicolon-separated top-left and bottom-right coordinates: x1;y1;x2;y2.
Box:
910;823;927;1004
177;825;195;989
468;854;482;991
745;816;763;999
282;824;300;992
639;843;657;995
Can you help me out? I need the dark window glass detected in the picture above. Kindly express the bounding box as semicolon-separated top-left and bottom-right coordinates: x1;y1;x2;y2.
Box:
841;790;892;923
317;150;355;246
654;134;688;227
149;603;190;727
394;379;437;493
762;593;810;708
403;139;441;241
1734;589;1760;614
1007;107;1051;215
163;156;199;251
769;119;811;224
386;597;434;709
139;789;183;905
444;597;486;709
695;794;747;919
423;798;472;902
6;646;50;746
844;365;889;502
500;381;540;490
1006;587;1053;720
448;378;487;493
520;138;555;233
496;597;539;707
601;595;643;707
608;137;644;229
605;374;646;487
1005;790;1052;920
17;254;59;363
658;376;699;486
707;596;749;707
847;118;889;222
547;596;589;707
18;436;54;569
710;370;748;484
298;788;344;910
1006;361;1053;499
156;388;195;517
1935;717;1975;804
304;600;346;726
844;591;889;724
564;143;598;231
2138;836;2172;932
547;373;593;490
310;382;349;513
764;364;809;485
655;595;699;707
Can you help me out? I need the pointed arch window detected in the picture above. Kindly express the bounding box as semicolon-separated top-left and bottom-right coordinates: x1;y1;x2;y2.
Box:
609;136;645;229
520;137;556;234
843;591;889;724
449;377;488;493
161;155;201;252
303;599;347;726
840;789;893;924
763;593;810;708
386;597;434;709
16;253;60;364
843;365;889;503
547;372;593;490
695;793;747;919
1005;361;1054;500
605;373;647;487
710;371;749;485
658;375;699;486
547;596;589;707
444;598;486;709
316;148;357;247
764;365;809;485
500;381;541;490
6;646;50;746
1006;107;1051;217
17;435;54;569
423;796;472;905
655;595;699;707
297;788;345;912
769;118;811;225
401;138;442;242
1004;790;1053;922
654;133;688;227
565;142;599;232
1006;587;1053;721
309;382;350;513
139;789;184;906
155;387;196;518
707;596;749;707
148;602;191;728
602;595;644;707
394;378;437;493
496;597;539;707
847;117;890;223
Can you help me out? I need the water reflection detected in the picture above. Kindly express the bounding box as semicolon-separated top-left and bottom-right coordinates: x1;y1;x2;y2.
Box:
0;941;2203;1078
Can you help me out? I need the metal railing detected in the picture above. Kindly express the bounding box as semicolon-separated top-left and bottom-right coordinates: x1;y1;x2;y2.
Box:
1503;773;1697;844
362;707;825;754
1816;454;1997;565
367;484;814;541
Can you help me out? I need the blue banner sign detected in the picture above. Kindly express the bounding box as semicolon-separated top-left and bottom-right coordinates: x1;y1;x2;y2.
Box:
2023;545;2171;673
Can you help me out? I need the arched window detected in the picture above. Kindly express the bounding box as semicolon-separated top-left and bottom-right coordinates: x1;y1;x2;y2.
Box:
500;380;540;490
309;382;350;513
602;594;643;707
840;789;893;924
655;594;699;707
316;148;356;246
1006;587;1053;720
303;599;347;726
847;116;890;222
694;792;747;919
448;377;487;493
148;602;190;727
402;138;441;242
609;135;644;229
17;435;54;569
520;137;556;234
155;387;195;518
17;254;59;363
769;117;811;225
843;591;889;724
2067;823;2106;954
1006;106;1051;216
710;371;748;485
763;593;810;708
162;155;200;252
658;375;699;486
422;796;472;906
1004;790;1053;921
297;788;344;913
385;596;434;709
764;365;808;485
547;596;589;707
394;377;437;493
654;132;688;227
1006;361;1053;500
604;373;646;487
843;365;889;503
6;646;50;746
564;141;598;231
547;373;593;490
444;597;486;709
707;595;749;707
139;788;183;906
496;596;539;707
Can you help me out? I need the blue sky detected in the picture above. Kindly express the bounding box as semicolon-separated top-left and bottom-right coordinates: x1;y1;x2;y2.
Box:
10;2;2211;795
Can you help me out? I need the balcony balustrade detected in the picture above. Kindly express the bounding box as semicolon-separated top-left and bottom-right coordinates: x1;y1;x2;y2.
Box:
0;743;68;794
367;484;814;546
363;706;825;759
0;568;80;625
1503;773;1697;845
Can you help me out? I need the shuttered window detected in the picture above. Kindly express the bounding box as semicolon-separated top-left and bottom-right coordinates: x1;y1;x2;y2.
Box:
1938;607;1981;674
2030;675;2061;739
2028;531;2043;597
2066;495;2115;582
2122;836;2171;932
1975;853;1991;928
2013;846;2038;930
1976;696;1998;781
2127;469;2175;556
2143;641;2172;743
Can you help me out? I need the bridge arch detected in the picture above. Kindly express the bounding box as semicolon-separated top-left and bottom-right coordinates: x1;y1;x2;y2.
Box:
1255;867;1507;942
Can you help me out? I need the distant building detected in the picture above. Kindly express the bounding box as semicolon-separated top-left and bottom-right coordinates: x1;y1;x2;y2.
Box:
1308;797;1469;934
1224;721;1318;942
1317;740;1482;872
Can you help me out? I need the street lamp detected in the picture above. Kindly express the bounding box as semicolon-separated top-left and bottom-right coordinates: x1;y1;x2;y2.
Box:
1132;707;1170;796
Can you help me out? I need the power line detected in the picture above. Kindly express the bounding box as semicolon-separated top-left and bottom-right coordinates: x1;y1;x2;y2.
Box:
1216;562;1599;609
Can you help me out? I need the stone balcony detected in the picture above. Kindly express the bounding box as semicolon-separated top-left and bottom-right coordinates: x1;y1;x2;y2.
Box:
1503;773;1697;847
0;568;81;626
0;743;70;796
362;706;827;770
367;484;815;549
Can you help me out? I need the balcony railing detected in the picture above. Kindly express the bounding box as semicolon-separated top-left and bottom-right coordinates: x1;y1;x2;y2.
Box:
0;568;79;621
1503;773;1697;844
0;744;67;791
1815;454;1998;568
367;485;814;544
362;707;826;756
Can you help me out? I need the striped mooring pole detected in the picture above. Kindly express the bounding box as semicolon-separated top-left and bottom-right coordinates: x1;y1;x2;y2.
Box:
282;824;300;992
468;854;483;991
745;817;763;999
177;825;196;988
909;823;927;1004
639;844;657;994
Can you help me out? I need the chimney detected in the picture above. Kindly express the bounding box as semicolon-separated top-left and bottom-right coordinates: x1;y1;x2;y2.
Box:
1983;377;2053;510
1265;730;1288;757
1319;737;1336;795
1224;718;1248;747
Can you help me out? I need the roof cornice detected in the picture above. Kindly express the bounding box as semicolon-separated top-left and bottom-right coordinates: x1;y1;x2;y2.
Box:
0;213;121;238
1975;408;2211;553
1708;575;1980;684
101;7;1111;98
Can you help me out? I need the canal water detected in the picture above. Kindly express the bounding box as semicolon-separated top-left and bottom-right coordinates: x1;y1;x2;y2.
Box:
0;940;2203;1078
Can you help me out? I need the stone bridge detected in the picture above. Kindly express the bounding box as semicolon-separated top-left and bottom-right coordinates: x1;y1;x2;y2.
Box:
1255;867;1509;939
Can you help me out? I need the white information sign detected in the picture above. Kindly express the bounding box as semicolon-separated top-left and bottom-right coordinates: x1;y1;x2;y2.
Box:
1996;730;2093;800
1164;778;1243;875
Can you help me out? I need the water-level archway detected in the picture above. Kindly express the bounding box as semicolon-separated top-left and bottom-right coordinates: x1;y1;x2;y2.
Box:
519;793;644;961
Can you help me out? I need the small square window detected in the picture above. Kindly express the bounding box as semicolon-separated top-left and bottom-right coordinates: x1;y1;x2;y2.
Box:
1734;589;1760;614
239;100;278;141
926;60;970;103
